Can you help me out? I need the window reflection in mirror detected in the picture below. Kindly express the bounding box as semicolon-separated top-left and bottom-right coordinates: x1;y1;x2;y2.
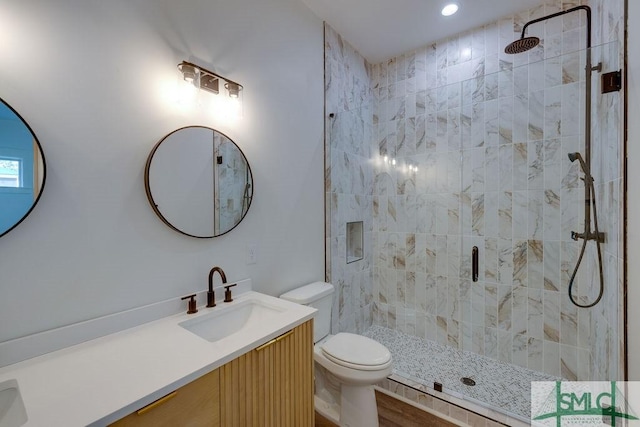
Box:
0;159;22;187
0;99;46;237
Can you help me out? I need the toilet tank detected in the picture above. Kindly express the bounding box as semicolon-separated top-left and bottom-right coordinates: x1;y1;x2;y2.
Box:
280;282;334;343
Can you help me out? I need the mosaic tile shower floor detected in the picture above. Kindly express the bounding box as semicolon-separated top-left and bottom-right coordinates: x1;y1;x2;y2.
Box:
364;325;561;419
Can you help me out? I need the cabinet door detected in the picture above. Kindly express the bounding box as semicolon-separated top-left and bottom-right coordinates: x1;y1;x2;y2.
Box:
110;368;220;427
219;319;314;427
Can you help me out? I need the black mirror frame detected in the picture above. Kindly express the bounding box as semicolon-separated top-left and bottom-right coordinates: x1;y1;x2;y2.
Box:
144;126;253;238
0;96;47;239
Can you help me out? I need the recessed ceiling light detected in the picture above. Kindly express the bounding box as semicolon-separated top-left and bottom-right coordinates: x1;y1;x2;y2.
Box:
441;3;459;16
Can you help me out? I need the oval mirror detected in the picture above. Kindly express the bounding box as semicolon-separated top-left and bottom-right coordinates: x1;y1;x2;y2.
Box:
145;126;253;238
0;97;46;238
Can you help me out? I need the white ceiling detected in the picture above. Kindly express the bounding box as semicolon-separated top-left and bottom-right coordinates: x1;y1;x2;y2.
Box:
300;0;543;63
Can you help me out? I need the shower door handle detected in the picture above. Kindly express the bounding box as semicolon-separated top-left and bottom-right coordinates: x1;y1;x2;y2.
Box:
472;246;478;282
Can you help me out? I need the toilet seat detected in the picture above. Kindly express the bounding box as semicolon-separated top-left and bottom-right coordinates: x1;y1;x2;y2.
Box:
321;333;391;371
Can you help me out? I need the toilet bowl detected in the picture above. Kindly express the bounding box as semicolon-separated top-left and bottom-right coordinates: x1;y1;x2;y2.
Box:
280;282;392;427
316;332;392;385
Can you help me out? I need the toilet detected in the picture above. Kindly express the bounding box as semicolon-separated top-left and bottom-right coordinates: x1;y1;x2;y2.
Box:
280;282;392;427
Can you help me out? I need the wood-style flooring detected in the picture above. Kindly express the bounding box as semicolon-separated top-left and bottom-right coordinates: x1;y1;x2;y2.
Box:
315;390;459;427
315;411;338;427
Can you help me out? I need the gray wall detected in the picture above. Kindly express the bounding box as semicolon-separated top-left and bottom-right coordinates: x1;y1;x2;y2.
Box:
0;0;324;342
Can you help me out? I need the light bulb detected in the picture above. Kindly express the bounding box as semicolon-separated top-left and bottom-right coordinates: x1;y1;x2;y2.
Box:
179;63;198;84
225;82;242;98
176;77;199;106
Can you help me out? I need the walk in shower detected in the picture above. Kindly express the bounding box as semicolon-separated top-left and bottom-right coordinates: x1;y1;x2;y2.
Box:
325;1;624;422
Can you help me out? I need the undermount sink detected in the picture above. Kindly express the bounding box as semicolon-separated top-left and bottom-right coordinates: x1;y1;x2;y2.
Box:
0;380;27;427
179;297;286;342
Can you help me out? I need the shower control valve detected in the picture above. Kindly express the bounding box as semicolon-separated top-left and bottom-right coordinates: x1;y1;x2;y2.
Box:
571;230;606;243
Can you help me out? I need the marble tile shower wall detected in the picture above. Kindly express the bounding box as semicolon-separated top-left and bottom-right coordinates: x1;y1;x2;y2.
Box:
325;24;376;334
589;0;625;384
369;0;623;382
216;137;250;233
325;0;624;382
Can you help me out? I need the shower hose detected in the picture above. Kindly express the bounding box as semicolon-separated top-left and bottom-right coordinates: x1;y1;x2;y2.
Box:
567;173;604;308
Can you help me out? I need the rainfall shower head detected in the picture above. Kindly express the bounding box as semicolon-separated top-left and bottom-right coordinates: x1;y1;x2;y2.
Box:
505;5;592;56
504;36;540;54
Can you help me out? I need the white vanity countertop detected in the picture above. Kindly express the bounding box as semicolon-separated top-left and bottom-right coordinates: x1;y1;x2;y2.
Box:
0;290;316;427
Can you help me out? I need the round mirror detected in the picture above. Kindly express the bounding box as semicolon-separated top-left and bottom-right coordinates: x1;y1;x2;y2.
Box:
0;97;46;238
145;126;253;238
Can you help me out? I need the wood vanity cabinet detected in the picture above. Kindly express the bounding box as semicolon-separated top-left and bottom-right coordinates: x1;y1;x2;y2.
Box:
219;319;314;426
109;368;220;427
110;319;314;427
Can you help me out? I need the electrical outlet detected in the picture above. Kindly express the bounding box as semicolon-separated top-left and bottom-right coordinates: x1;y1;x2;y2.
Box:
247;243;258;265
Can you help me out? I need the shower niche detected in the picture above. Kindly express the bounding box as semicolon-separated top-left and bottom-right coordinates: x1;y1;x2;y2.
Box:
346;221;363;264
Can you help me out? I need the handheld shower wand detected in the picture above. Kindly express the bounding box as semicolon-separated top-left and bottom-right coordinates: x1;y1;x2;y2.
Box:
567;152;586;170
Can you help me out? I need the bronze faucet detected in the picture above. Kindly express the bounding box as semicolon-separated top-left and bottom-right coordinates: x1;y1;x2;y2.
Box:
207;266;227;307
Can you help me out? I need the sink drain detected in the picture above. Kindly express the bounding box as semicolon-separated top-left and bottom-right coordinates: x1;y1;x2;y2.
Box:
461;377;476;386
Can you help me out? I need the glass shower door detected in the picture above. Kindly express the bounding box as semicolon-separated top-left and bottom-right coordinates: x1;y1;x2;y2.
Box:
365;39;621;422
454;40;622;417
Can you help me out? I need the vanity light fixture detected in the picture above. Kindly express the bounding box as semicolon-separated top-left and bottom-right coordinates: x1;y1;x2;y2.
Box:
178;61;243;99
178;63;198;84
200;74;219;94
225;82;241;98
441;3;459;16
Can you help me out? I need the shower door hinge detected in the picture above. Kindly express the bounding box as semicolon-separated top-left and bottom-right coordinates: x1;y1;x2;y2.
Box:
602;70;622;93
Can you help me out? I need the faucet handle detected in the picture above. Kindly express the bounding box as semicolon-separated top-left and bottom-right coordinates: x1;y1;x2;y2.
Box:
223;283;237;303
181;294;198;314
